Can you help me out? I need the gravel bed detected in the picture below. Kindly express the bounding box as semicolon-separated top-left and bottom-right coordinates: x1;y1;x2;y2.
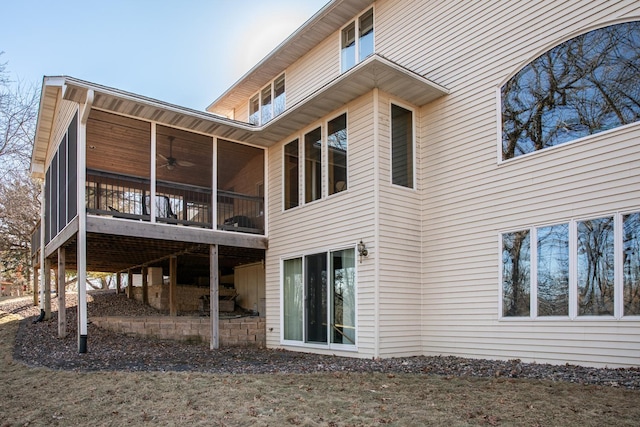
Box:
2;291;639;389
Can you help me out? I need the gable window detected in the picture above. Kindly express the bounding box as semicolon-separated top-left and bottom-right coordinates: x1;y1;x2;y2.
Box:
391;104;414;188
284;139;299;210
341;8;374;73
500;211;640;319
248;73;286;125
282;248;356;347
501;21;640;160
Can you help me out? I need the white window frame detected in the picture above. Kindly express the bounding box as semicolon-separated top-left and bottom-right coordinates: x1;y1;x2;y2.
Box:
284;111;349;210
499;211;640;321
389;101;416;190
248;73;285;126
282;138;301;211
326;110;349;198
280;245;358;351
340;7;375;73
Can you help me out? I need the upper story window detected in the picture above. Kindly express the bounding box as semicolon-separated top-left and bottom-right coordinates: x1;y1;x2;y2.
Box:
391;103;414;188
341;8;374;73
501;21;640;160
249;73;286;125
284;113;348;210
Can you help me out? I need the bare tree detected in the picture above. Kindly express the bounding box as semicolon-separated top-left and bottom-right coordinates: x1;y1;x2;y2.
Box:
0;54;41;283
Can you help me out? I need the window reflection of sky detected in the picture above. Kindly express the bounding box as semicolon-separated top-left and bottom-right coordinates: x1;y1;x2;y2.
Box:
502;21;640;159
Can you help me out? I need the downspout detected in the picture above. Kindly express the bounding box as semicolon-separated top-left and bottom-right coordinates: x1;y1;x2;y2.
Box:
373;88;380;358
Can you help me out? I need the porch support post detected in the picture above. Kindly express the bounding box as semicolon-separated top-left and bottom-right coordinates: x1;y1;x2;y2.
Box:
142;266;148;305
57;247;66;338
33;267;39;307
169;256;177;316
116;272;121;294
43;259;51;321
127;270;133;299
210;244;219;349
77;98;90;354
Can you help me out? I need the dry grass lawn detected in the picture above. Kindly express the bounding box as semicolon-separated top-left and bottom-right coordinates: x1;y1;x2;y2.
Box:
1;310;639;426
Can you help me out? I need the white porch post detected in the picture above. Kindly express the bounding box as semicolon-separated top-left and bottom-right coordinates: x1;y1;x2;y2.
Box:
57;247;66;338
150;122;156;222
77;93;92;353
210;244;219;349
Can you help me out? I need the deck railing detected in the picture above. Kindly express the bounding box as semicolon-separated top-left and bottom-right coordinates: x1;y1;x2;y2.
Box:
85;170;264;234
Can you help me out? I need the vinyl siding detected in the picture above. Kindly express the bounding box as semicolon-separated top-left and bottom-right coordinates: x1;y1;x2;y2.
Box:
370;0;640;367
265;92;378;358
375;91;423;357
286;33;339;108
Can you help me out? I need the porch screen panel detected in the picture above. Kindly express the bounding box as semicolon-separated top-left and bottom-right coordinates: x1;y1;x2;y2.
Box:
44;167;51;244
51;151;59;238
67;113;78;219
58;134;68;232
304;127;322;203
331;249;356;345
305;253;327;344
283;258;303;341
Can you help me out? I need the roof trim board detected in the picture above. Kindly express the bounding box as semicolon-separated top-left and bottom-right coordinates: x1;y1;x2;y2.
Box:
31;55;448;175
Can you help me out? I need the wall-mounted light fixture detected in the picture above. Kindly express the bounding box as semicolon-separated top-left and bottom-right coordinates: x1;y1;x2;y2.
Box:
357;240;368;263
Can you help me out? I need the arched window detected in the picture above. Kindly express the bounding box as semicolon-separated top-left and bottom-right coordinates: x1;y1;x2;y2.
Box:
501;21;640;160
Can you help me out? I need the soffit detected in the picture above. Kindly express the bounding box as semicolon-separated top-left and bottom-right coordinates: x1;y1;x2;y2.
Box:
255;55;449;146
207;0;376;116
31;80;63;178
31;56;448;177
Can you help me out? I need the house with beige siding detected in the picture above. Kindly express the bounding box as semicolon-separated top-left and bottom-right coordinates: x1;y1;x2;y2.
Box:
31;0;639;367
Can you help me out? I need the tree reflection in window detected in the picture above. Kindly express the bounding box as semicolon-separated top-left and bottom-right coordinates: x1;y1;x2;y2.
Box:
577;217;614;316
502;230;530;316
502;21;640;160
623;213;640;315
537;224;569;316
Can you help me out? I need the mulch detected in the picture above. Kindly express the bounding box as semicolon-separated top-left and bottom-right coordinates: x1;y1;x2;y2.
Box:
2;291;639;389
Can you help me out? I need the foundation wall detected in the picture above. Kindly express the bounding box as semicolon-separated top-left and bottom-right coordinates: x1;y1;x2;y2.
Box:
91;315;266;347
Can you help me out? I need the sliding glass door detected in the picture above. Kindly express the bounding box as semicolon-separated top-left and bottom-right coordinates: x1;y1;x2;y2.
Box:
283;248;356;347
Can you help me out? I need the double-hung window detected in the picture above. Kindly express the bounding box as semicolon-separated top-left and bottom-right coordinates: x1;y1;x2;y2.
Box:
284;113;348;210
282;248;356;347
501;211;640;319
341;8;374;73
249;74;286;125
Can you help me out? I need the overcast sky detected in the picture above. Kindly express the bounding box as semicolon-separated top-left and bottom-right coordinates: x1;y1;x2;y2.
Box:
0;0;327;110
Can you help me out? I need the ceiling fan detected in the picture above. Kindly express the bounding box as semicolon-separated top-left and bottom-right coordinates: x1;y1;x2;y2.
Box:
158;136;195;170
